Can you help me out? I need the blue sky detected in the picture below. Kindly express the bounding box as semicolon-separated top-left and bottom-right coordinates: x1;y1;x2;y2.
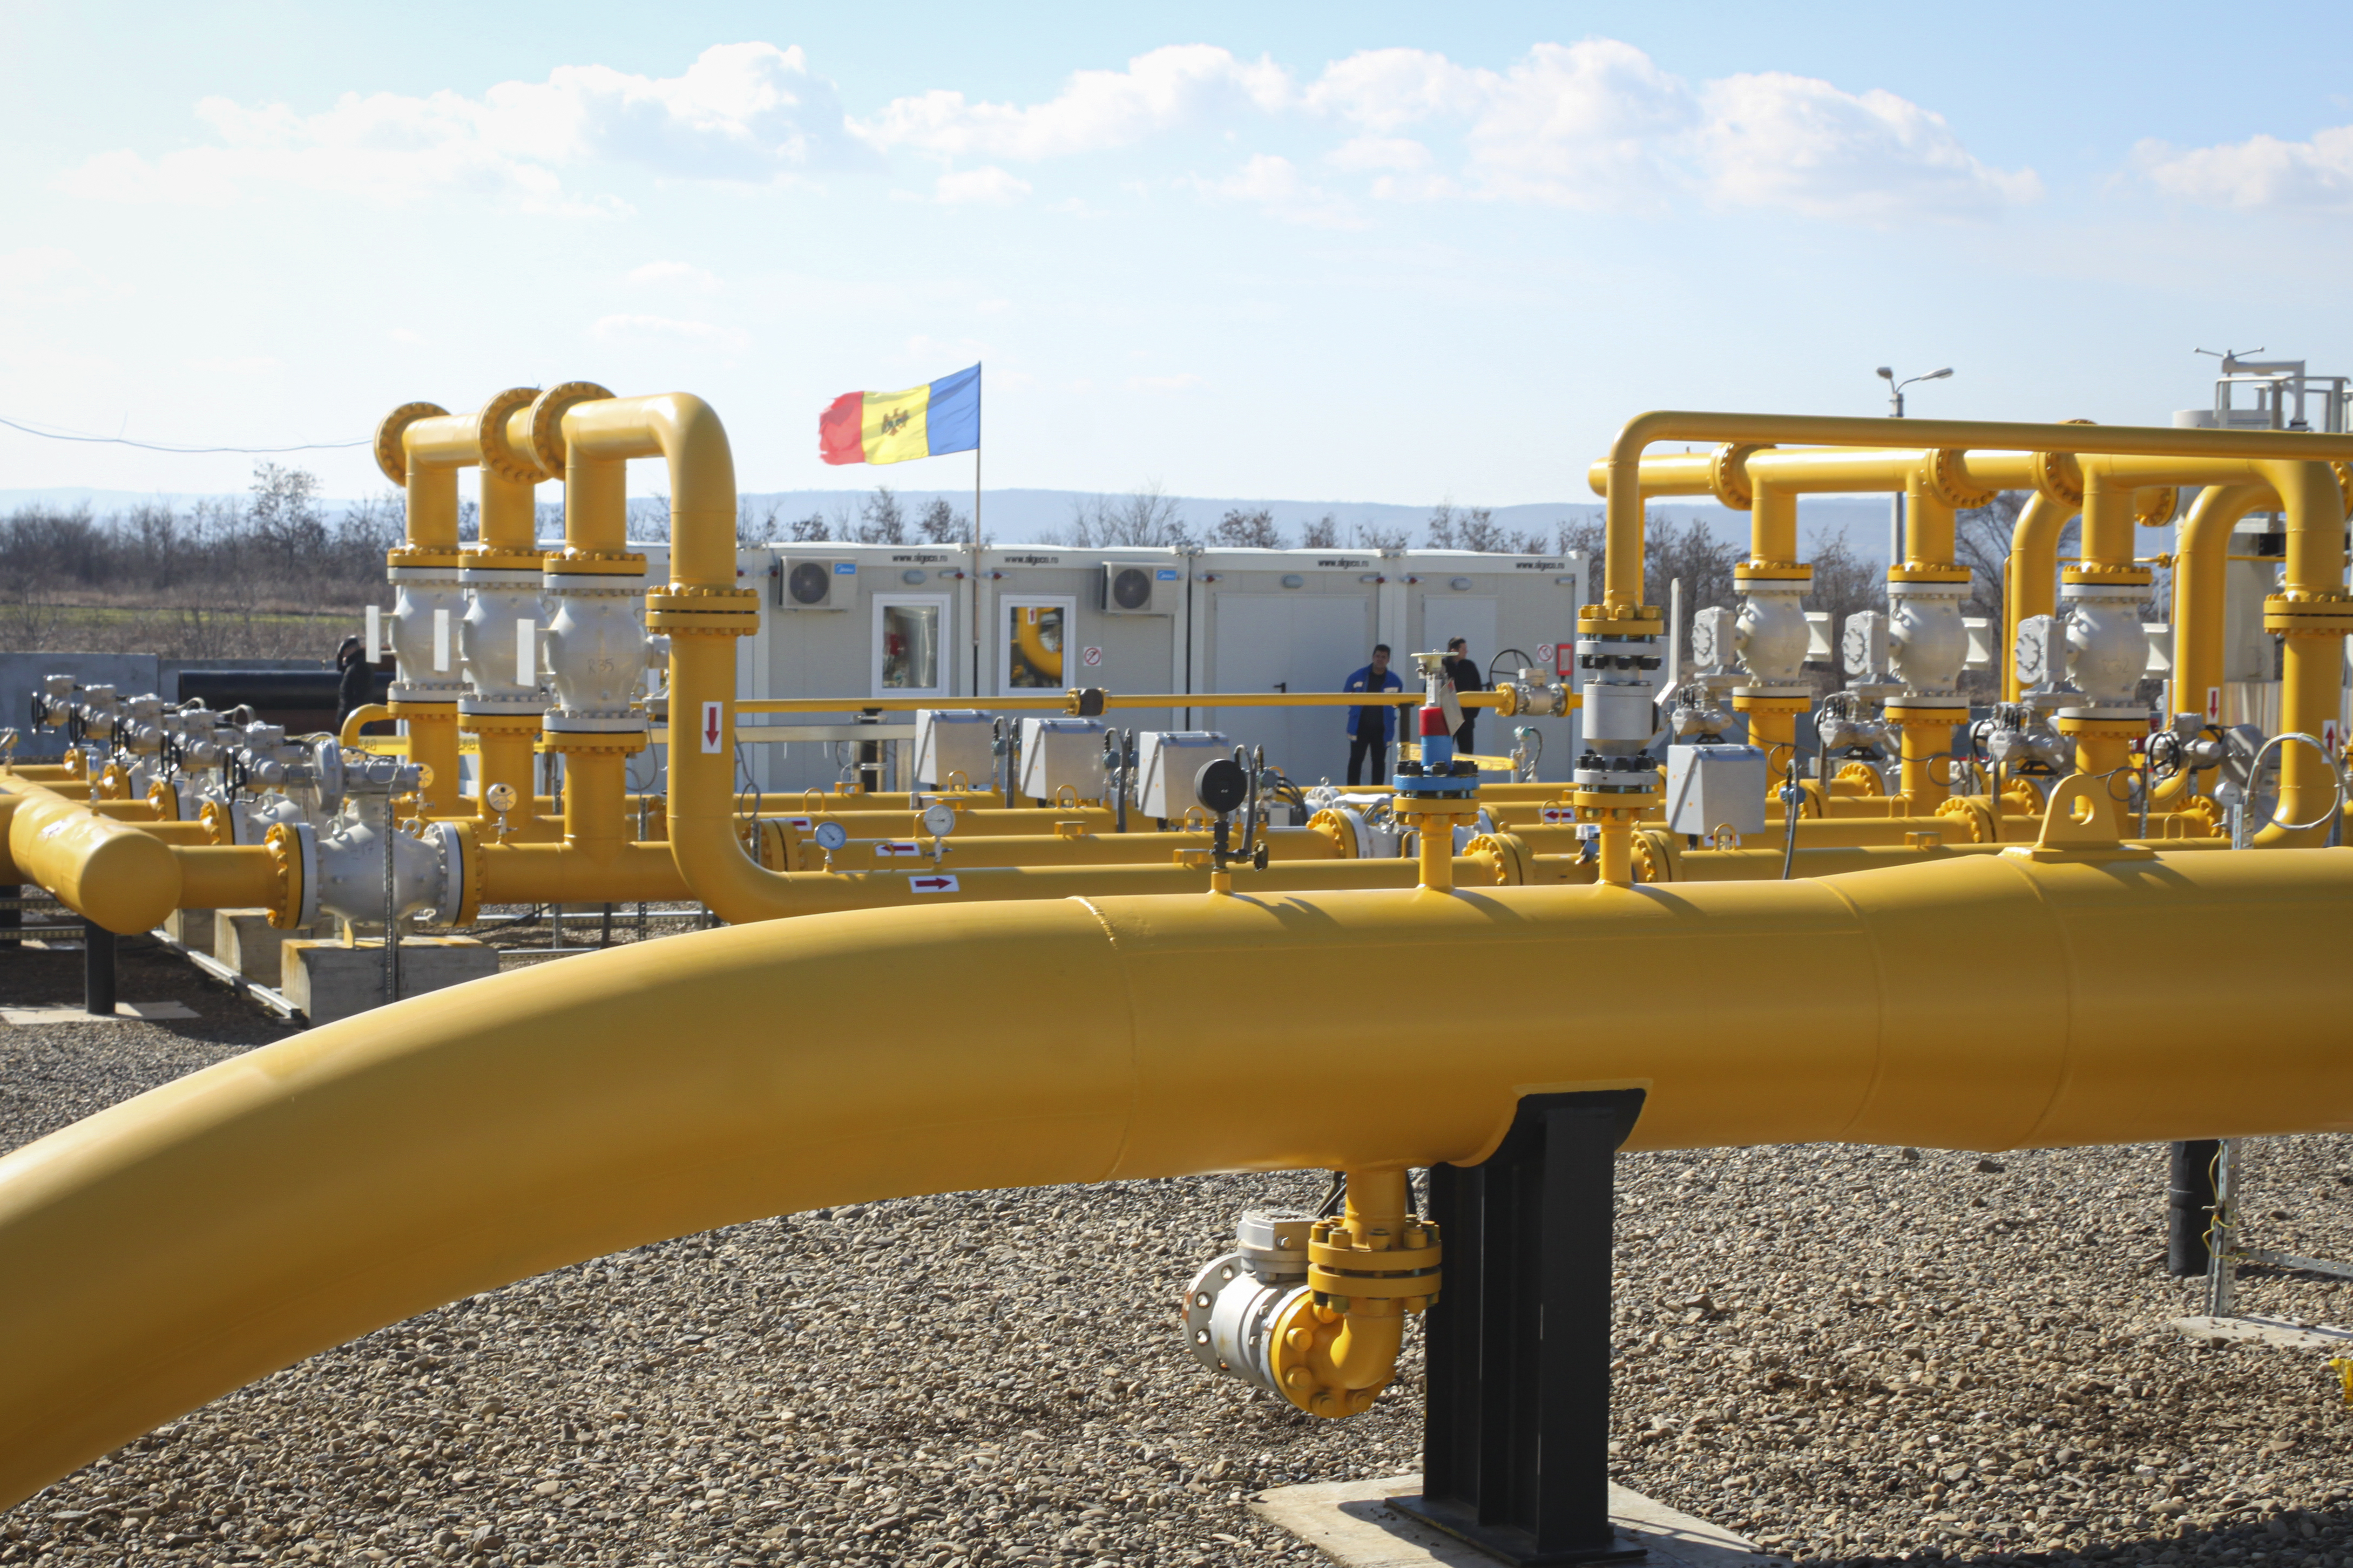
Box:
2;2;2350;508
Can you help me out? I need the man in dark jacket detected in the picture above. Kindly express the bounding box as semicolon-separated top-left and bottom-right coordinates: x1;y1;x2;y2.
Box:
334;636;373;728
1343;644;1403;785
1443;637;1486;756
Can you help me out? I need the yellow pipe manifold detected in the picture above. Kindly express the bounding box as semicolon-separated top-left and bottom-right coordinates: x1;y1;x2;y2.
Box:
0;847;2348;1503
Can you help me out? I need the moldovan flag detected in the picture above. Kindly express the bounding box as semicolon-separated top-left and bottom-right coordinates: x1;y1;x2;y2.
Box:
819;364;981;465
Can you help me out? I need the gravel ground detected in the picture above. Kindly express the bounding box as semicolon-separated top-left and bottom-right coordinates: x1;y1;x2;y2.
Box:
1;942;2348;1568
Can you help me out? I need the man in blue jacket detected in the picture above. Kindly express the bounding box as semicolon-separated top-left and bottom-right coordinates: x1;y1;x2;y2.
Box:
1343;644;1404;785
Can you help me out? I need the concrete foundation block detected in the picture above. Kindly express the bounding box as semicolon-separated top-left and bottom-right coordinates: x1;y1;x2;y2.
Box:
283;936;499;1026
214;910;290;985
162;906;215;950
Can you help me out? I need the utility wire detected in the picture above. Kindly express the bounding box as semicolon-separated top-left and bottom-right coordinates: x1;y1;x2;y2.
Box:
0;414;369;456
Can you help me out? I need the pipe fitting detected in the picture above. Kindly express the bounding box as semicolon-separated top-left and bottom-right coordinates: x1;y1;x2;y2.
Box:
1886;579;1970;698
1181;1172;1438;1420
2057;582;2153;714
1732;575;1811;691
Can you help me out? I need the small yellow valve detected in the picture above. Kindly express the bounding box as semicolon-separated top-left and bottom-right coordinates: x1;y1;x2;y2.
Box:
2328;1356;2353;1407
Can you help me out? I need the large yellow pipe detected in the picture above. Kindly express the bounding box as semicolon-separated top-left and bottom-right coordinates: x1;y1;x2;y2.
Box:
4;788;181;933
1598;414;2353;613
1;849;2349;1503
2003;493;2079;701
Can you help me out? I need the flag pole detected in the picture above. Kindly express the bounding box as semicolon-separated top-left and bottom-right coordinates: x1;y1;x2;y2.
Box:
970;363;983;700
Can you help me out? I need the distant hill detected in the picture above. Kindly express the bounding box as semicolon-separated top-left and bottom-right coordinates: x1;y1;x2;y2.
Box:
0;485;1899;563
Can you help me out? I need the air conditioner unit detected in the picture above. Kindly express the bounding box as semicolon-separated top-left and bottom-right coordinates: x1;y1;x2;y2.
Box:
1102;561;1180;616
779;557;857;610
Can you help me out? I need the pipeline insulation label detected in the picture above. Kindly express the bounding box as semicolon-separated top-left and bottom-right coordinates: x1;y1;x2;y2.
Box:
432;609;450;673
909;874;960;893
701;701;724;754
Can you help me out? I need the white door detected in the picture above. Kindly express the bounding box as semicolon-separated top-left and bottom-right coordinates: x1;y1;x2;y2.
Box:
1207;594;1378;785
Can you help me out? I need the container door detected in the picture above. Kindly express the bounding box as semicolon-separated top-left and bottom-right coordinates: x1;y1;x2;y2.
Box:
1207;593;1376;784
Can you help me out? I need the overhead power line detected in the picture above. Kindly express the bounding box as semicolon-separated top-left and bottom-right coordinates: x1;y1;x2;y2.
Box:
0;414;370;456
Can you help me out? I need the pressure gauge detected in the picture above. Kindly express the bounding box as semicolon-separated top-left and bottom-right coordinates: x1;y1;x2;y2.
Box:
484;782;518;815
814;821;849;852
920;802;958;838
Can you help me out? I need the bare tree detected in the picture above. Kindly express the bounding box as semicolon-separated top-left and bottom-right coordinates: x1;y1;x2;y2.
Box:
1300;513;1339;549
788;512;831;543
858;487;907;545
248;463;326;573
1210;507;1282;548
1067;483;1194;548
1425;501;1457;549
916;497;971;545
1357;520;1411;551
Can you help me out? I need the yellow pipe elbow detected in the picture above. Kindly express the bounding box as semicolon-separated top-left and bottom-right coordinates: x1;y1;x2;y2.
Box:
339;704;393;746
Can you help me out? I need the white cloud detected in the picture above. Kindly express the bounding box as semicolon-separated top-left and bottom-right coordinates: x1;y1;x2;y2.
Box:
2138;126;2353;211
860;45;1290;160
1700;72;2041;220
1306;41;2036;220
0;247;103;304
593;314;748;353
629;260;723;291
1182;154;1359;228
935;166;1031;205
57;43;867;212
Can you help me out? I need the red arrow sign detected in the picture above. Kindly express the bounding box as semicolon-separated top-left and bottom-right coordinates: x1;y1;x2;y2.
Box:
701;700;723;754
910;875;959;893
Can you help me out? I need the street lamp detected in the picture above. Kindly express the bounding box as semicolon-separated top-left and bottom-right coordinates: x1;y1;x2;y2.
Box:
1877;366;1953;565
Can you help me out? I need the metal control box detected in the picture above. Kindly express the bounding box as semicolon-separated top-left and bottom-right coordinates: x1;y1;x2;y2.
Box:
1663;743;1767;838
912;709;997;790
1134;730;1233;820
1018;716;1110;803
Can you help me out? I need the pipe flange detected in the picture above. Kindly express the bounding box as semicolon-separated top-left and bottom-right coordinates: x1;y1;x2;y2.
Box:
459;546;548;582
525;381;618;476
2030;448;2085;508
1461;831;1531;885
1630;829;1671;884
2132;486;2180;527
545;548;648;579
2262;591;2353;637
385;545;464;576
197;798;234;845
1709;443;1769;511
1932;795;1997;844
1732;561;1810;585
1730;687;1812;712
1576;603;1664;639
262;821;317;929
1885;564;1971;590
144;779;180;821
476;387;549;485
647;586;761;637
2059;566;2153;591
458;696;549;719
1304;1214;1441;1306
1923;449;1999;512
374;402;449;486
437;820;481;926
2052;709;2154;732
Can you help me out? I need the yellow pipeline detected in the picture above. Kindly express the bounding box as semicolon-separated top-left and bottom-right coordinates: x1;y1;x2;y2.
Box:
734;690;1517;716
2151;484;2271;804
4;783;282;932
2003;492;2079;700
1;845;2349;1500
776;824;1349;873
371;403;468;814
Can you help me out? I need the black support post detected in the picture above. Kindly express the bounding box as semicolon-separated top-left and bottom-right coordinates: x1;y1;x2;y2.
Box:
1394;1089;1648;1568
0;883;18;934
82;918;117;1018
2167;1139;2220;1278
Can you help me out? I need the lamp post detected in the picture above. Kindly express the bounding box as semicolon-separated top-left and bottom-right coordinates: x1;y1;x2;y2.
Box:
1876;366;1952;566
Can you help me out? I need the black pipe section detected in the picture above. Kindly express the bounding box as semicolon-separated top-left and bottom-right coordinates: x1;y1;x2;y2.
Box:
0;885;17;934
82;919;116;1019
2167;1140;2221;1278
1401;1089;1649;1567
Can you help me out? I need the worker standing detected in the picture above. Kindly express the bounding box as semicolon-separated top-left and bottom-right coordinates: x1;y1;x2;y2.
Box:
1443;637;1485;758
334;635;371;728
1343;644;1403;786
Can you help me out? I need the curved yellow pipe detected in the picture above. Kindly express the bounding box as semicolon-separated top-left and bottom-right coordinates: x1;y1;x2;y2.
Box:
2002;493;2079;702
2149;484;2269;804
337;704;393;746
1;849;2350;1503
